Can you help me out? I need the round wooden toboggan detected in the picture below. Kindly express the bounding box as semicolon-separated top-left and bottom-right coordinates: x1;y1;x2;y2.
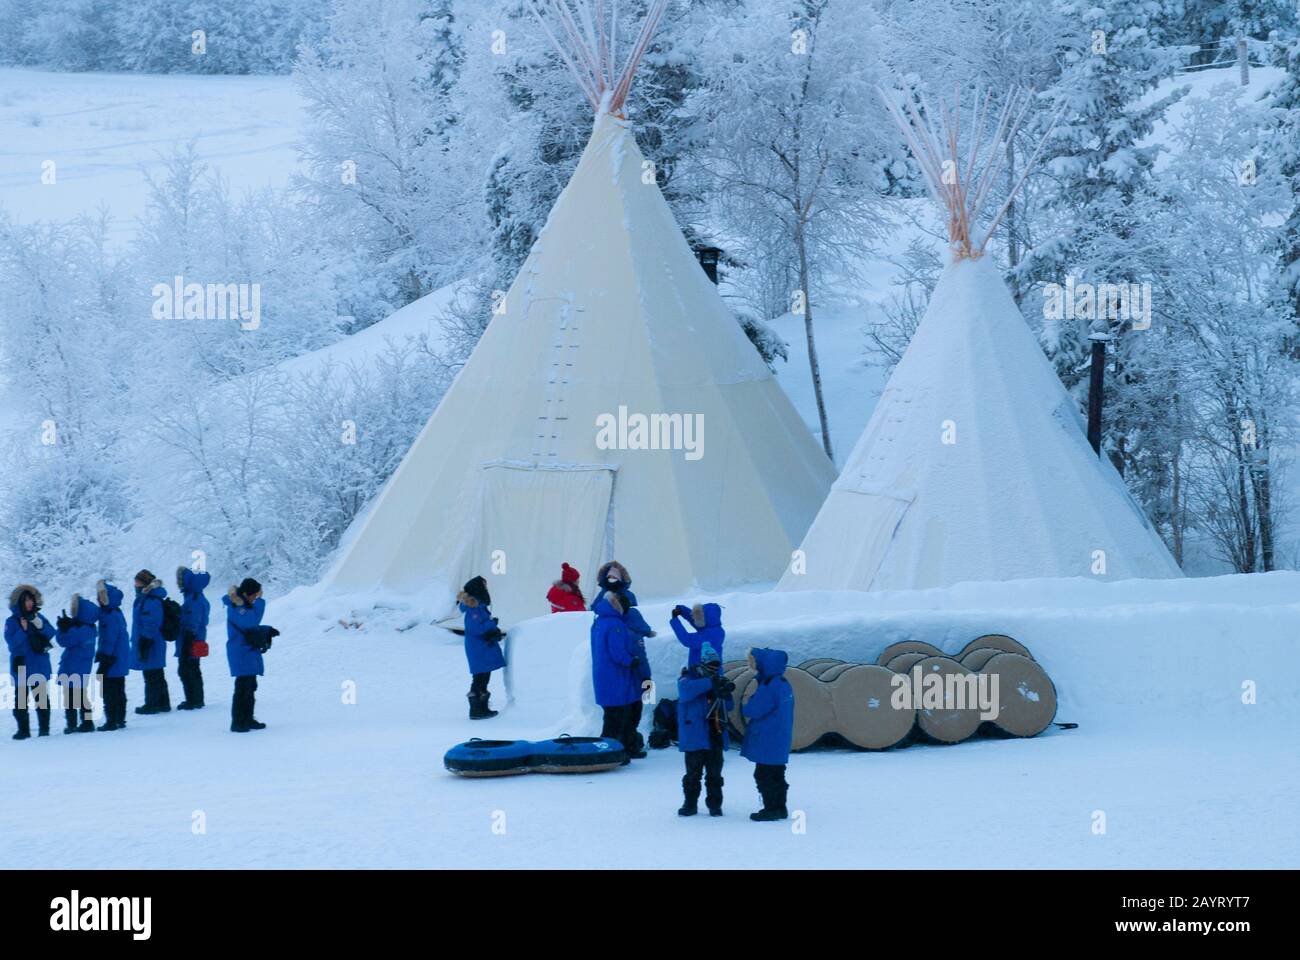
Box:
885;651;930;674
829;664;916;749
799;658;845;677
876;640;943;666
959;647;1004;671
981;652;1057;737
911;656;985;744
957;634;1033;660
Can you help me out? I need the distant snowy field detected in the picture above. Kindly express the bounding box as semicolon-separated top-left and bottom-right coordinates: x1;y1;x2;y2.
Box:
0;68;305;240
2;572;1296;869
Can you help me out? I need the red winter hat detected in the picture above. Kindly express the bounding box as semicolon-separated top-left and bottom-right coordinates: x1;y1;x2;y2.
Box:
561;563;580;584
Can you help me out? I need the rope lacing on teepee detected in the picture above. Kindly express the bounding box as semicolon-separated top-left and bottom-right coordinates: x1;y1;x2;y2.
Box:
878;82;1060;261
526;0;670;116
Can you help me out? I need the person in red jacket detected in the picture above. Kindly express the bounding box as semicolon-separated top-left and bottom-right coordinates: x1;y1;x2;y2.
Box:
546;563;586;613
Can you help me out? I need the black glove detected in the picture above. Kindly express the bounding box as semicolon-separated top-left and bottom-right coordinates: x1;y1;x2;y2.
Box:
57;611;73;633
12;655;25;669
484;628;505;644
139;638;154;660
714;677;736;696
672;605;690;619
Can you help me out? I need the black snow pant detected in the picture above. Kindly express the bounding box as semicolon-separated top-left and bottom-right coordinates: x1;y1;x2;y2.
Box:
61;678;93;730
754;763;789;813
469;672;490;696
15;678;51;736
178;655;204;707
601;703;641;757
625;699;645;755
140;668;171;712
232;675;257;729
682;743;725;812
100;676;127;727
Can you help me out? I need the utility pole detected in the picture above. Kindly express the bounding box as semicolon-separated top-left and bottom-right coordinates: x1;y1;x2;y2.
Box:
1087;320;1111;456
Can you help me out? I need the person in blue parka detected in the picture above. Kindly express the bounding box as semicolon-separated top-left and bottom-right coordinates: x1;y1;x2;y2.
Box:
458;576;505;720
670;602;725;667
223;577;268;733
591;591;647;764
129;569;171;715
676;642;735;816
94;580;131;731
592;561;654;759
54;591;100;734
741;647;795;822
175;566;210;710
6;584;55;739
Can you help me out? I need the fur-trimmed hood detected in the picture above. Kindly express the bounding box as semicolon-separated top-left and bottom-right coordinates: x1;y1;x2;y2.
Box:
97;580;124;610
456;590;479;609
596;561;631;589
593;592;625;617
9;583;41;613
177;566;211;596
691;602;722;630
136;578;164;595
227;586;245;607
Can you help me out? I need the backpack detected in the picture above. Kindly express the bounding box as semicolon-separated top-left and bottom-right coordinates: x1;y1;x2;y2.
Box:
160;598;183;644
649;697;678;749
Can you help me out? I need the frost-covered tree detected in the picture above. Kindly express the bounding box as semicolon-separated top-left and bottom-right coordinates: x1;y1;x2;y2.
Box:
295;0;479;328
692;0;888;460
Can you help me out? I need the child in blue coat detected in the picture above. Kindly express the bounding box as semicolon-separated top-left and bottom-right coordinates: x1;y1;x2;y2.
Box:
458;576;505;719
176;566;211;709
223;578;269;732
129;569;171;715
676;642;735;816
670;602;725;666
6;584;55;739
94;581;131;731
741;648;795;821
590;592;645;764
55;592;100;734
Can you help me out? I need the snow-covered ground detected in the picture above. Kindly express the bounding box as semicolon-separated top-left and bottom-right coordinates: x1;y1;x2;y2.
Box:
3;572;1295;868
0;68;305;241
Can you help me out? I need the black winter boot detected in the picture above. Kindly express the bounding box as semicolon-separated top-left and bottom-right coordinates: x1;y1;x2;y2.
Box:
35;708;51;737
706;778;724;816
468;691;497;720
12;711;30;740
678;782;701;817
64;708;79;734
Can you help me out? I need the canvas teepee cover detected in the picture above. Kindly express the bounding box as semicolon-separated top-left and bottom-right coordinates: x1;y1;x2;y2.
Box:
328;3;835;624
779;87;1180;593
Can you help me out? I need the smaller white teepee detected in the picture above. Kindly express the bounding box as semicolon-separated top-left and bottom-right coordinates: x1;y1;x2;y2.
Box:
779;86;1181;593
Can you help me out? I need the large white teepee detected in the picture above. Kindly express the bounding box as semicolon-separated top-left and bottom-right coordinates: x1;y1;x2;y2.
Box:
779;87;1180;593
328;3;835;624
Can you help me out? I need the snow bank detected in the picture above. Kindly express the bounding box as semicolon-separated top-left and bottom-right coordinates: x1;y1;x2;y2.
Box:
501;572;1300;738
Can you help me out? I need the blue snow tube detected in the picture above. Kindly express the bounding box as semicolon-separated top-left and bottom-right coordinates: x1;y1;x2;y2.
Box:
443;736;627;776
443;739;535;777
529;736;626;773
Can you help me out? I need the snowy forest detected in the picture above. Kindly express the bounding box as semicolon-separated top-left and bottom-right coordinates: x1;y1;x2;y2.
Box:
2;0;1299;594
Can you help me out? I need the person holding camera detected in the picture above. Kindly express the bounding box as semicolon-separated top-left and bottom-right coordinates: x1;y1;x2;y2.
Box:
458;576;504;719
675;642;734;816
670;602;725;667
129;569;171;715
224;578;268;732
6;584;55;739
175;566;211;710
54;591;100;734
94;580;131;731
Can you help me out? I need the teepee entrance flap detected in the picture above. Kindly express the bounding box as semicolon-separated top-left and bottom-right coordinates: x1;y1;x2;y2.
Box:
466;462;615;627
